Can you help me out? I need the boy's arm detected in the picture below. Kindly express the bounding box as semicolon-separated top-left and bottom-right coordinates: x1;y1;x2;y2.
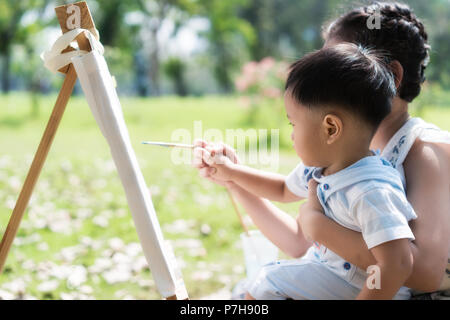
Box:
227;182;311;258
228;163;303;203
356;239;413;300
195;145;303;203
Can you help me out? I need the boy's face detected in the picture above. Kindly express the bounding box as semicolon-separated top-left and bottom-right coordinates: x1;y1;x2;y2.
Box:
284;92;330;168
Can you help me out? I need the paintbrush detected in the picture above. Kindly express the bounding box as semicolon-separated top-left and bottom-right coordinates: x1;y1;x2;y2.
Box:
141;141;195;149
142;140;251;238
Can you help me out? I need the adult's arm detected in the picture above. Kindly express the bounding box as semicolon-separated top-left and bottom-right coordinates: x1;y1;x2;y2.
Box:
401;140;450;291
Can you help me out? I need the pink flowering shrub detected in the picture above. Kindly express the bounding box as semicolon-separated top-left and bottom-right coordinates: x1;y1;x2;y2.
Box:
234;57;290;144
235;57;288;108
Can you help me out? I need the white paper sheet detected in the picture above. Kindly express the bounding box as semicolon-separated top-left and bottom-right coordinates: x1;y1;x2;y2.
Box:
71;51;182;298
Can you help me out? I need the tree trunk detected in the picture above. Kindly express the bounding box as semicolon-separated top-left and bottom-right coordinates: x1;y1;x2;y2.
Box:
1;49;11;93
149;26;161;96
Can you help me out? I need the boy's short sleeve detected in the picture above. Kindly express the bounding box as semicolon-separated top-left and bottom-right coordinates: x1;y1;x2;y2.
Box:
350;187;417;249
285;162;312;198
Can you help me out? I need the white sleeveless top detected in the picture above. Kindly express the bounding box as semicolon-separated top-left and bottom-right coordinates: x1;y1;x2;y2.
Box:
381;117;450;291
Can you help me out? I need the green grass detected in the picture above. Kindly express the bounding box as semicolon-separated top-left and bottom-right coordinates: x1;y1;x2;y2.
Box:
0;93;300;300
0;89;449;300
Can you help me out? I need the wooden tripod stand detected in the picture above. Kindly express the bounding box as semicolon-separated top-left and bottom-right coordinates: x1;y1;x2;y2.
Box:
0;1;188;300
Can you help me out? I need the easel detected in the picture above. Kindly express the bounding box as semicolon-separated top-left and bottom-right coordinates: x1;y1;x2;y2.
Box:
0;1;187;300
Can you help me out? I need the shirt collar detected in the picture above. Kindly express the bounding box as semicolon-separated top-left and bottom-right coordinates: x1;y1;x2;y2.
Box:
310;154;401;203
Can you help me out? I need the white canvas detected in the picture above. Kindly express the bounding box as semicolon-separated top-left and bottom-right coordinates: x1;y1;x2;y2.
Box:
71;50;183;298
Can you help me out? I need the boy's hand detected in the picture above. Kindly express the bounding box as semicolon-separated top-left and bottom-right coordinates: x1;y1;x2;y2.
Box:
192;139;239;184
199;146;235;181
305;179;323;212
297;179;324;241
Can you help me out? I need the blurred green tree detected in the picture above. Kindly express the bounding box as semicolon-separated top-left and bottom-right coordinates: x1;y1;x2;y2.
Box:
196;0;256;93
136;0;197;96
0;0;48;93
163;57;187;96
24;1;54;116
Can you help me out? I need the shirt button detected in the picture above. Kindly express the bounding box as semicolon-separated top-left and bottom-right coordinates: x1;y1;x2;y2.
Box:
323;184;329;190
343;262;351;270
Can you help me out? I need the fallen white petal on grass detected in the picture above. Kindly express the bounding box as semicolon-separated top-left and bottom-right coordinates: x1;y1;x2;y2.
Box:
88;257;113;274
163;219;197;234
103;266;132;284
108;237;125;252
112;252;132;265
131;256;148;273
92;215;109;228
21;259;36;271
75;208;92;219
171;238;203;249
200;223;211;236
37;242;49;251
60;292;94;300
57;245;86;263
66;266;88;289
16;233;41;245
80;236;103;250
0;289;14;300
47;210;73;234
1;279;26;294
136;278;154;288
149;185;161;196
124;242;142;257
8;176;21;191
37;280;60;292
191;270;213;281
193;193;215;207
79;285;94;294
59;160;73;173
48;264;74;280
6;196;16;210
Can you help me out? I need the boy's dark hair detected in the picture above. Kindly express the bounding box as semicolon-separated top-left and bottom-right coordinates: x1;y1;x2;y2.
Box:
285;43;396;128
322;2;429;103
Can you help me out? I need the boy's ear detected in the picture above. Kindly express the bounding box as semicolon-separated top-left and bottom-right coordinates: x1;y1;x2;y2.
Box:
322;114;342;144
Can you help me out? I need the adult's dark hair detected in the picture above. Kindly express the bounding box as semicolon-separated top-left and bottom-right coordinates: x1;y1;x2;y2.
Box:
285;43;396;128
322;1;430;103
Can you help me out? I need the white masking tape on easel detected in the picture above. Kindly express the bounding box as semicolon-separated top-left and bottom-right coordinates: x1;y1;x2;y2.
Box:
40;28;104;73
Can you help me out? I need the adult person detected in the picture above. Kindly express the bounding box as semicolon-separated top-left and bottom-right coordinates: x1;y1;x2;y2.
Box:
193;2;450;298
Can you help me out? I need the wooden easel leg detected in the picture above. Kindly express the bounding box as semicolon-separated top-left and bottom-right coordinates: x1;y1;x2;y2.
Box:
0;66;78;273
166;285;189;300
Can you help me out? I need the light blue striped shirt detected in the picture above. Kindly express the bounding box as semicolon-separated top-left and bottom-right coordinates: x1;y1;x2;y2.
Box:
286;154;417;288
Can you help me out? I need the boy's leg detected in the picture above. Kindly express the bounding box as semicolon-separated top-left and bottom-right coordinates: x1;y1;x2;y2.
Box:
247;255;361;300
244;292;255;300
